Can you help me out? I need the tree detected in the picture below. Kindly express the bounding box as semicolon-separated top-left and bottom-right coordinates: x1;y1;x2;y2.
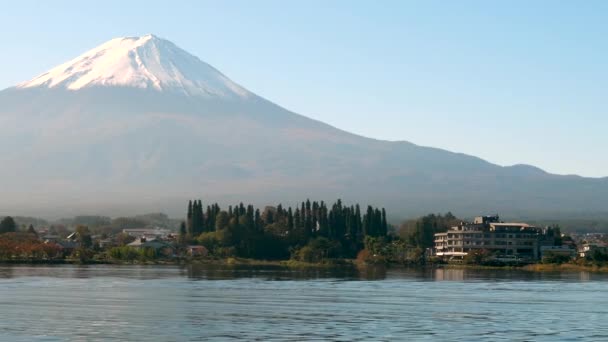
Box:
186;200;193;235
215;211;230;231
27;224;38;238
463;249;492;264
401;213;460;249
381;208;388;236
116;232;135;246
75;225;93;248
181;199;392;260
190;200;205;235
0;217;17;234
178;221;187;246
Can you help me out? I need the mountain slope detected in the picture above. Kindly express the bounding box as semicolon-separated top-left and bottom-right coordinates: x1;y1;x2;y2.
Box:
0;35;606;219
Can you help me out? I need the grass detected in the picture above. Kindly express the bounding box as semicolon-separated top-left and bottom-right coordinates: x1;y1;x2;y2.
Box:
523;263;608;272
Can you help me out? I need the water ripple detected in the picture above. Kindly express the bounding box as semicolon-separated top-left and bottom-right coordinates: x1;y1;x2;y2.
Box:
0;265;607;341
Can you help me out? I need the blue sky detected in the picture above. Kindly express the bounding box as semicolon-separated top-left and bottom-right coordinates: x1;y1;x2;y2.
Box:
1;0;606;177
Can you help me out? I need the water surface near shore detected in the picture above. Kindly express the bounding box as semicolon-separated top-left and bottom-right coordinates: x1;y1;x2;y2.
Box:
1;264;606;341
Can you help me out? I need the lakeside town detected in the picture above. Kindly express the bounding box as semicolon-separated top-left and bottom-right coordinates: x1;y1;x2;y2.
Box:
1;200;607;270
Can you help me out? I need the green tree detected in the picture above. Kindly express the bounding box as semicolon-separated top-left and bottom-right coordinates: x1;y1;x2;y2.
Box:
75;225;93;249
381;208;388;236
197;231;220;252
215;211;230;231
115;232;135;246
186;200;193;235
27;224;38;238
0;216;17;234
178;221;187;246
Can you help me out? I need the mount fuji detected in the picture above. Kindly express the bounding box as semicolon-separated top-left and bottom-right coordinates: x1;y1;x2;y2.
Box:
17;34;251;99
1;34;606;219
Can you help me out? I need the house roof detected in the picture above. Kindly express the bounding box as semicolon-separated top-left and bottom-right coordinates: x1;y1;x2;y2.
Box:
128;239;174;249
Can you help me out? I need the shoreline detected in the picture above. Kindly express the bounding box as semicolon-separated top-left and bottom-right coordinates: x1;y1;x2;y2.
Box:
2;258;608;273
0;257;355;269
429;262;608;273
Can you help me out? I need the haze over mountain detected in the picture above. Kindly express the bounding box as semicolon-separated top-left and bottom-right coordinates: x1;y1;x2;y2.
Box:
1;34;606;219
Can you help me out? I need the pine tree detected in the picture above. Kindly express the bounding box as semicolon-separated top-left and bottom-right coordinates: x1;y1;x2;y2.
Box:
265;210;274;225
299;202;307;239
381;208;388;236
277;204;283;217
363;206;374;236
187;200;193;235
255;209;262;231
287;207;294;232
190;200;205;235
0;216;17;234
27;224;38;238
179;221;187;245
355;204;362;240
305;199;312;235
246;205;255;231
294;208;301;233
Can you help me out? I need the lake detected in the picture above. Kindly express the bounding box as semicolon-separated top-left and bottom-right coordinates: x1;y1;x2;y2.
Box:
0;264;607;341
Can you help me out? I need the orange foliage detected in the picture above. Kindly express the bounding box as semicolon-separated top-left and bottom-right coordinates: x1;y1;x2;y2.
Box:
0;232;62;260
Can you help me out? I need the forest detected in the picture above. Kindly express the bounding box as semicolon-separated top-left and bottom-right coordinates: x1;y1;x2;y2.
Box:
181;199;389;261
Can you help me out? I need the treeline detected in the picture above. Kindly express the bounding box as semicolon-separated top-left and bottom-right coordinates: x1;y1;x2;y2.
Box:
0;232;62;260
398;212;460;249
182;199;388;260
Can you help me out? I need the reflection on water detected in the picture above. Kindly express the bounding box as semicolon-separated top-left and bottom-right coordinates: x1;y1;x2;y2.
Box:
0;264;601;282
0;264;607;341
183;263;386;280
431;267;597;282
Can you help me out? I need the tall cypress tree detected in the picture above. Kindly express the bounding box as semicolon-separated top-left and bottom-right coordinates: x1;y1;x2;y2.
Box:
355;204;362;241
381;208;388;236
179;221;187;245
187;200;193;236
277;204;283;217
255;209;262;231
246;205;255;231
305;199;312;236
189;200;204;235
287;207;294;232
190;201;197;236
363;206;374;236
191;201;199;235
300;202;310;240
294;208;301;237
206;206;213;232
374;208;382;237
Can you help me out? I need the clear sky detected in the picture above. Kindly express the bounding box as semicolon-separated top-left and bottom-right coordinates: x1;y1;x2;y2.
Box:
1;0;606;177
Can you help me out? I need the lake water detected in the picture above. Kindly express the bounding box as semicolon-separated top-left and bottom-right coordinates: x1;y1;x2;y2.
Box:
0;265;607;341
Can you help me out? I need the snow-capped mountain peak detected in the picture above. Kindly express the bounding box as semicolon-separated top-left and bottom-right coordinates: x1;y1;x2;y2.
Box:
17;34;251;98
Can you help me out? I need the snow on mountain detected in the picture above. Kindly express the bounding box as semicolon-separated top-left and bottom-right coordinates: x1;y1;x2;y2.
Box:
17;34;251;98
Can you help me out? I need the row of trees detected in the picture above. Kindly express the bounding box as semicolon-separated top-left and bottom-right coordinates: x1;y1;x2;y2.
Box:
183;199;389;259
398;212;460;249
0;232;62;260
